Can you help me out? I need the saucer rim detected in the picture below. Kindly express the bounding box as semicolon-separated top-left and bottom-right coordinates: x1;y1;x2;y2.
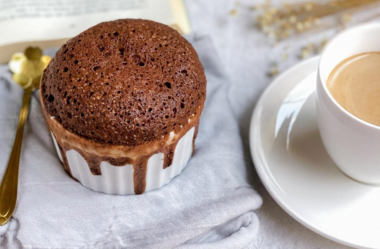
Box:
249;56;365;249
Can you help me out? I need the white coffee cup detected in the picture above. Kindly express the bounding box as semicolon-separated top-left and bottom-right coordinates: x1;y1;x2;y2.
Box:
317;22;380;184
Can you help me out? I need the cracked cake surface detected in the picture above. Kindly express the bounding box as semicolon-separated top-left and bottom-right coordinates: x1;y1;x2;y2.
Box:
41;19;206;146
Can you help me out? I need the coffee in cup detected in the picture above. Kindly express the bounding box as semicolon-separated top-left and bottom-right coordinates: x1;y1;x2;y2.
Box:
317;23;380;184
326;52;380;127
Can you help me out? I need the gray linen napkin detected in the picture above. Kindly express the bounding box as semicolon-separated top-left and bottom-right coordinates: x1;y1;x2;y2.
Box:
0;36;262;249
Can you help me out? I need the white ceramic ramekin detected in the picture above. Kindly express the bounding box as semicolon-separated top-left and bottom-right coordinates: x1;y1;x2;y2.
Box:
317;23;380;184
51;128;195;195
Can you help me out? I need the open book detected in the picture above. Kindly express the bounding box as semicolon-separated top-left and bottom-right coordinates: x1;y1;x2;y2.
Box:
0;0;191;63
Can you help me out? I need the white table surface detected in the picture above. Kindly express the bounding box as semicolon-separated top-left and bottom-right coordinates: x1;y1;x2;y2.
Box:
186;0;356;248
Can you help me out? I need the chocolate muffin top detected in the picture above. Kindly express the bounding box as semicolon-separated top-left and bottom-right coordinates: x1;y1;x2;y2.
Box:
41;19;206;146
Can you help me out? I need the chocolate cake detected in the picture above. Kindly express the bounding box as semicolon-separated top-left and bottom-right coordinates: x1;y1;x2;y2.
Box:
40;19;207;194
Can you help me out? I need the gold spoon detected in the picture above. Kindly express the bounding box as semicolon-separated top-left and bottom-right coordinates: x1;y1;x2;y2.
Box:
0;47;51;225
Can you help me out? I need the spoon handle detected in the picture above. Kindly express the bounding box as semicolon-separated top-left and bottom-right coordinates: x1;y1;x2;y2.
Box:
0;87;32;226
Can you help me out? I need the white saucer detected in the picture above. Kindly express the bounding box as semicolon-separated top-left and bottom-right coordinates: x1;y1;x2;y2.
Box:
250;56;380;249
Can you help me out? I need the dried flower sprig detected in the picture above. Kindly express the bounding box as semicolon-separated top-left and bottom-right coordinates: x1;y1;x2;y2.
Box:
256;0;380;42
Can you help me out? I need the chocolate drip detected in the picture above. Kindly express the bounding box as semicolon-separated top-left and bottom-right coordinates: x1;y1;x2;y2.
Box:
57;143;73;177
163;141;178;169
103;157;133;166
58;145;135;176
133;156;150;194
55;138;150;194
86;156;134;175
83;156;134;176
85;157;102;175
52;123;199;194
192;124;199;155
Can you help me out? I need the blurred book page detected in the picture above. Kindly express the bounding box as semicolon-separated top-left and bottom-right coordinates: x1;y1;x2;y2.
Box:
0;0;189;47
